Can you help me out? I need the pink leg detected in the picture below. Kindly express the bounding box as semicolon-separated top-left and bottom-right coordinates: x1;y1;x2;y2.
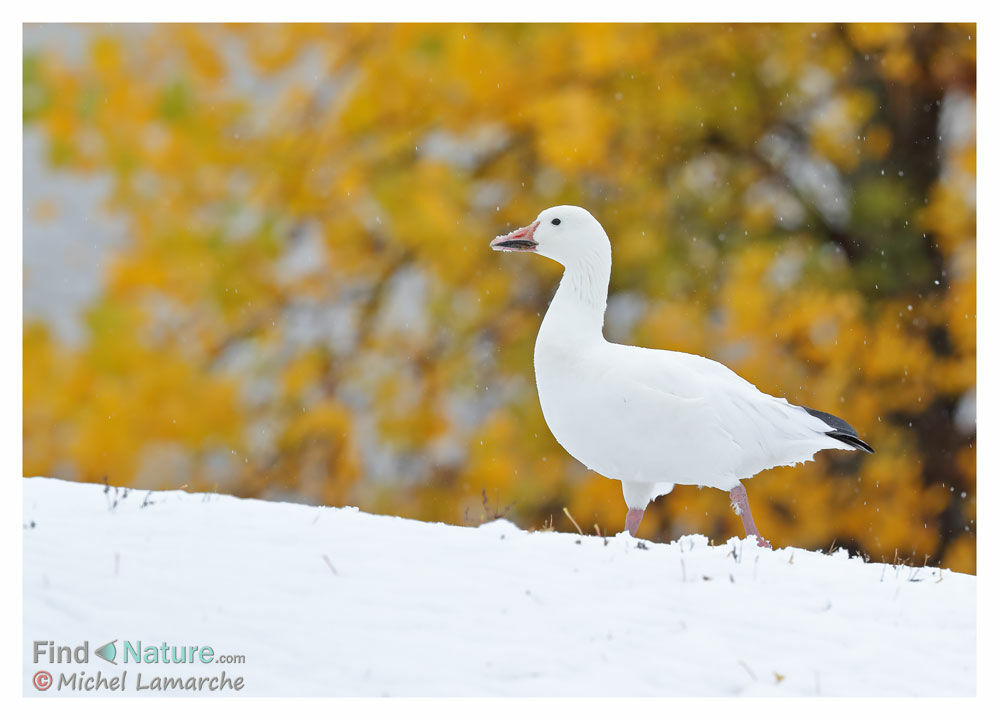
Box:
625;508;644;537
729;484;771;548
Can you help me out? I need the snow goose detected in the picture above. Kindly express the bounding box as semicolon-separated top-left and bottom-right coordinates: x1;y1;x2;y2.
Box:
490;205;873;547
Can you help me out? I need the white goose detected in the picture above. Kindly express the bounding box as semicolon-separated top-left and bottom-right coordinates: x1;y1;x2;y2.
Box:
491;205;873;547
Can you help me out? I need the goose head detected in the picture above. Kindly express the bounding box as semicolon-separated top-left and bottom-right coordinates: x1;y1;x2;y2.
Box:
490;205;610;269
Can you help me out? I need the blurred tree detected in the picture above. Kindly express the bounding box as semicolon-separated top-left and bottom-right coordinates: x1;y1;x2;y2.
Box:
23;23;976;571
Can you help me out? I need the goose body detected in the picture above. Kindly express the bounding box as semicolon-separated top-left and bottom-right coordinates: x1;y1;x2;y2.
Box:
491;205;873;546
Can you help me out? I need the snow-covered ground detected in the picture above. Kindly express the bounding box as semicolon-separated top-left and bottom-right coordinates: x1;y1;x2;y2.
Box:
22;476;975;696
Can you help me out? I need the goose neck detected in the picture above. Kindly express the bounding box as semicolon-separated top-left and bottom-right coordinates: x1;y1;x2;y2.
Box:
546;250;610;341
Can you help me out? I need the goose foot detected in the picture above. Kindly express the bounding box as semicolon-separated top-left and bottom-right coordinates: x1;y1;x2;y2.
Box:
729;483;771;548
624;508;644;536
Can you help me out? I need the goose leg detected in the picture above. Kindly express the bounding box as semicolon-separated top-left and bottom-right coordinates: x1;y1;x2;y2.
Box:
729;483;771;548
624;507;645;537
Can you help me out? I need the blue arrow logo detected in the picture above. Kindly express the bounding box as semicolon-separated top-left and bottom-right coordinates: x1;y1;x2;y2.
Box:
95;640;117;665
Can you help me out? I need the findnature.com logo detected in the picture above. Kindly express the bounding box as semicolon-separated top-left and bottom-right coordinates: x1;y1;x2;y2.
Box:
31;640;247;693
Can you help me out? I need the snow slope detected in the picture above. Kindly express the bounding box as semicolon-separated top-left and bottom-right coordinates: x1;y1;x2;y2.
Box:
22;477;975;696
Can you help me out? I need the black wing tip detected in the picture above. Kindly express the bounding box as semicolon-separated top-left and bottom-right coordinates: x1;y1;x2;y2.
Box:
826;431;875;454
802;406;875;454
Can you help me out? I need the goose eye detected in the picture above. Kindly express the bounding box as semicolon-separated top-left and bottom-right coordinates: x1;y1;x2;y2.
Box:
551;218;561;226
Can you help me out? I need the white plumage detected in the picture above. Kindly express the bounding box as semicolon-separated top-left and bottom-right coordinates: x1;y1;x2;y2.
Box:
491;205;872;546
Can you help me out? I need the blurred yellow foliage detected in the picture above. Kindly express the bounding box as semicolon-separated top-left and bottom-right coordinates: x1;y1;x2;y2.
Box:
23;23;976;572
